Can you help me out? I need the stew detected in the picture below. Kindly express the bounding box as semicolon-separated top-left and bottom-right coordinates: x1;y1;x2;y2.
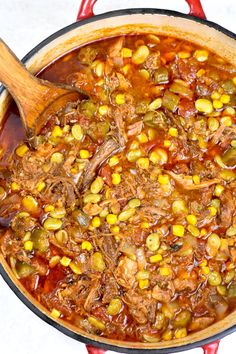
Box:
0;34;236;343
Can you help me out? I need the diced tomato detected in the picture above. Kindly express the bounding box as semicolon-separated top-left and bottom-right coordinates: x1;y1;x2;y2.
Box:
99;164;113;186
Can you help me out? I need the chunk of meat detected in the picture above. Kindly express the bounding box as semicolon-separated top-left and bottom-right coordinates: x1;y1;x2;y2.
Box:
0;230;21;257
178;98;196;119
80;138;120;191
113;108;127;147
84;280;100;311
124;290;157;324
178;58;198;83
108;37;124;58
127;121;143;137
152;283;175;303
115;257;138;289
0;194;21;227
173;275;198;292
189;316;215;331
116;72;132;91
219;190;234;229
102;277;119;304
145;52;161;71
166;171;220;190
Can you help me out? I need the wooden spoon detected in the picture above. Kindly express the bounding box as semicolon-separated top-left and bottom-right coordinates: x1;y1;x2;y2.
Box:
0;39;87;137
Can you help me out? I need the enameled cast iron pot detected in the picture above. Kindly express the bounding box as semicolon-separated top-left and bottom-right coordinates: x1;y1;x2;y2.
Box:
0;1;236;353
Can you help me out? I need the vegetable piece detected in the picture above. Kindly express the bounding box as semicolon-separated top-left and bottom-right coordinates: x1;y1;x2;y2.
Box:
16;144;29;157
71;124;83;141
80;100;97;118
50;207;66;219
206;233;221;257
22;196;38;213
87;121;110;142
118;208;135;222
73;210;90;227
146;233;160;251
208;271;222;286
90;176;104;194
143;111;167;128
169;82;193;98
174;310;192;328
78;46;98;65
162;90;180;112
88;317;105;331
195;99;213;114
107;298;122;316
172;225;185;237
15;262;35;278
221;147;236;167
228;281;236;298
91;252;106;272
132;45;150;65
154;67;169;84
55;230;68;244
43;218;62;231
31;229;49;252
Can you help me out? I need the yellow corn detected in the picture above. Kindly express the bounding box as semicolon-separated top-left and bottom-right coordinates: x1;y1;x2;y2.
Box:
139;279;149;289
162;329;173;341
175;328;187;339
71;124;83;140
121;47;132;58
196;69;205;77
178;51;191;59
107;298;122;316
98;105;109;115
36;181;46;192
172;200;188;214
60;256;71;267
187;225;200;237
159;267;171;276
139;68;150;80
149;98;162;111
158;174;170;185
52;125;63;138
164;140;171;147
141;221;150;229
137;133;148;143
193;175;200;184
50;152;64;164
186;214;197;225
82;240;93;251
24;240;33;251
49;255;61;268
91;217;101;228
45;204;55;212
94;61;105;77
22;196;38;213
211;91;221;100
208;117;219;131
69;261;82;275
195;99;213;114
88;316;105;331
198;136;207;149
150;148;168;164
51;308;61;319
11;182;20;191
194;49;209;62
109;156;119;167
91;252;105;272
137;157;149;169
149;254;163;263
115;94;125;105
214;184;224;197
111;225;120;234
112;173;121;185
213;99;223;109
106;214;117;225
208;206;217;216
202;266;210;275
168;127;178;137
220;94;230;104
16;144;29;157
172;225;185;237
79;149;90;159
122;64;131;75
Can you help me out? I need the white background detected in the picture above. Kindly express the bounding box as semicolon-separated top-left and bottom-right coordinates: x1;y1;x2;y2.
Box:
0;1;236;353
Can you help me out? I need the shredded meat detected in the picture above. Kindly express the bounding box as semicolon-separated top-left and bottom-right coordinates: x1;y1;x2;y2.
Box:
219;190;234;229
166;171;220;190
115;257;138;289
127;121;143;137
124;290;157;324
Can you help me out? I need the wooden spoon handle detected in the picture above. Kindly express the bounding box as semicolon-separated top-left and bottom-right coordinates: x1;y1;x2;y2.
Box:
0;38;46;129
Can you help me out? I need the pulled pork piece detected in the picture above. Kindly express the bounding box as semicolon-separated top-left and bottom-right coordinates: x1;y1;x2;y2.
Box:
0;194;22;227
166;171;220;190
127;121;143;137
115;256;138;289
108;37;124;58
152;283;175;303
84;279;100;311
219;190;234;229
80;138;120;191
124;290;157;324
44;176;79;207
102;276;119;304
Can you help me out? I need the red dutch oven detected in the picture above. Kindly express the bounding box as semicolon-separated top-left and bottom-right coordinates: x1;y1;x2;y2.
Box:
0;1;236;354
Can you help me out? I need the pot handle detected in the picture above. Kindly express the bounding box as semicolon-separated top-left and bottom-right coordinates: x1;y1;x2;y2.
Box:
77;0;206;21
203;340;220;354
86;345;106;354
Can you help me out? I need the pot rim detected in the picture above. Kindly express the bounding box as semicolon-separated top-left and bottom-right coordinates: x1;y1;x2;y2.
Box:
0;7;236;353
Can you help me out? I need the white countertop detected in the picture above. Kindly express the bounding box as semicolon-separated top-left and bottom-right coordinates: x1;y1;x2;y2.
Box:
0;1;236;354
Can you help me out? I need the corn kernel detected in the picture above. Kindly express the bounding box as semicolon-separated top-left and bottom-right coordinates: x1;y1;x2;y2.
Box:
115;94;125;105
198;136;207;149
172;225;185;237
139;279;149;289
199;259;207;267
164;140;171;147
109;156;119;166
178;51;191;59
52;125;63;138
141;222;150;229
172;200;188;214
150;148;168;164
79;149;90;159
147;128;157;140
187;225;200;237
137;157;149;169
159;267;171;276
122;64;131;75
211;91;221;100
90;217;100;228
158;174;170;185
24;240;33;251
208;117;219;132
107;298;122;316
208;271;222;286
81;240;93;251
60;256;71;267
36;181;46;192
98;105;109;115
162;329;173;341
220;94;230;104
221;116;232;126
208;206;217;216
149;254;163;263
233;77;236;85
139;69;150;80
88;316;105;331
50;152;64;164
51;308;61;319
195;99;213;114
186;214;197;225
214;184;224;197
175;328;187;339
168;127;178;137
111;225;120;234
194;49;209;62
213;99;223;109
121;47;132;58
11;182;20;191
196;69;205;77
137;132;148;143
45;204;55;212
95;61;105;77
217;285;226;296
49;255;61;268
16;144;29;157
106;214;117;225
112;173;121;185
23;231;31;242
69;261;82;275
148;98;162;111
200;228;207;236
193;175;200;184
71;124;83;141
